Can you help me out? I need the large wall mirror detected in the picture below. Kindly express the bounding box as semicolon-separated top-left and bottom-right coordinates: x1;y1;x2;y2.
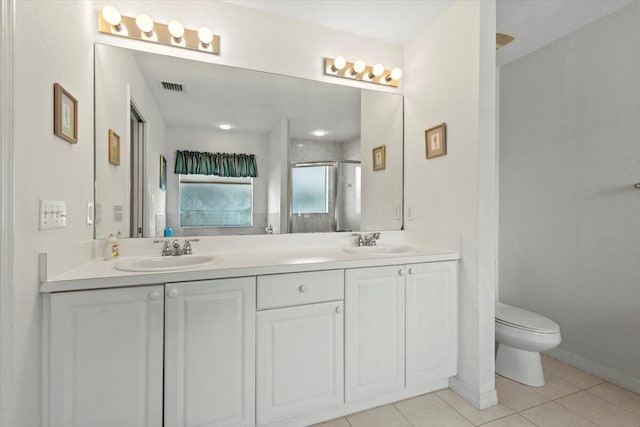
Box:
94;44;403;239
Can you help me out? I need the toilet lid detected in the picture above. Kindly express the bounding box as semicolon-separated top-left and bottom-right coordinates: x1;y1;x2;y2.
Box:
496;302;560;334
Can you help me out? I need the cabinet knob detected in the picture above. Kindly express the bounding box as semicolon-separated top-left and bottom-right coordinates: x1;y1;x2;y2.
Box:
398;268;405;276
167;288;179;298
299;284;308;293
408;267;415;275
148;291;161;301
336;306;343;314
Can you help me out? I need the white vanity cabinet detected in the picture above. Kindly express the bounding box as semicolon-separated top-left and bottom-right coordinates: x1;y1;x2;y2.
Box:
345;265;406;401
164;277;256;427
405;261;458;387
345;261;458;402
256;271;345;425
46;285;164;427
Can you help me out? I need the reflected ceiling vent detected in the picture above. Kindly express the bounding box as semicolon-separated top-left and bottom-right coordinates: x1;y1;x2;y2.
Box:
161;81;184;92
496;32;516;50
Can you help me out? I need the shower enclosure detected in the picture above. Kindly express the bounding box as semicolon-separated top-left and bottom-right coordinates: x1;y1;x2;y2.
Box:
289;161;361;233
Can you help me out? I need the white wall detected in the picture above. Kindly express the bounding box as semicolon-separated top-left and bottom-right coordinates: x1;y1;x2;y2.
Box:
165;127;269;236
12;2;95;425
94;44;167;238
360;90;404;231
403;0;497;408
499;1;640;391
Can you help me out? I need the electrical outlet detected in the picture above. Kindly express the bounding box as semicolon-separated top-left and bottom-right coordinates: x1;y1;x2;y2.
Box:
39;199;67;230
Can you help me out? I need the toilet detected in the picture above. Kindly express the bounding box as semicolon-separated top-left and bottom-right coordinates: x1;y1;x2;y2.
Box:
495;302;561;387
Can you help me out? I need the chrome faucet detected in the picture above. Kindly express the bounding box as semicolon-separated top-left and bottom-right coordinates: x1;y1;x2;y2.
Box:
182;238;199;255
171;239;183;256
154;240;173;256
352;232;381;247
154;238;200;256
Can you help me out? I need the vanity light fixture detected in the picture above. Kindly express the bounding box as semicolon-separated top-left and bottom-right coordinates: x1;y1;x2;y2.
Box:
331;56;347;72
101;6;122;32
98;7;220;55
351;60;366;76
168;20;185;43
135;14;154;36
324;57;402;87
198;27;214;48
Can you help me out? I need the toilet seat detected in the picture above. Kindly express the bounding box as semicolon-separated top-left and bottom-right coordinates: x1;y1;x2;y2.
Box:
496;302;559;334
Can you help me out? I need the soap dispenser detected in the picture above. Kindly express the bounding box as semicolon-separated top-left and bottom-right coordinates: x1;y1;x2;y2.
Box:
104;233;120;260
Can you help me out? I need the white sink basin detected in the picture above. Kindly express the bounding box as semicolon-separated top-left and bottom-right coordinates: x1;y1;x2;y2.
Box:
115;255;216;272
342;244;419;256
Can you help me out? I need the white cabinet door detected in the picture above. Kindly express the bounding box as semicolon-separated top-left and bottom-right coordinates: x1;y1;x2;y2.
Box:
164;277;256;427
257;301;344;425
48;285;164;427
406;261;458;387
345;266;405;402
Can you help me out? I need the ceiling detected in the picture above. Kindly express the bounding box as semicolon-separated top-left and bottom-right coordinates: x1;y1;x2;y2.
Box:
133;50;362;141
226;0;637;66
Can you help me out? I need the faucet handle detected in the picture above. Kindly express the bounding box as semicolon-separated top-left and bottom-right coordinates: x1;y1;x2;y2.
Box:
182;238;199;255
352;233;365;246
153;240;172;256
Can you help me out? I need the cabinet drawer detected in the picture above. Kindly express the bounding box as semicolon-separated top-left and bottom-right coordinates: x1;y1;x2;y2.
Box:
257;270;344;309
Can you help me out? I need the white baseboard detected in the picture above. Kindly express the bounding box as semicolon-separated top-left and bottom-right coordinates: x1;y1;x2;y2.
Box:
449;377;498;410
546;347;640;394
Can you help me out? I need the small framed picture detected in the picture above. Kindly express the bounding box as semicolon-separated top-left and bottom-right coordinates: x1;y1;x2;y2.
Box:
372;145;386;171
108;129;120;166
53;83;78;144
425;122;447;159
160;155;167;191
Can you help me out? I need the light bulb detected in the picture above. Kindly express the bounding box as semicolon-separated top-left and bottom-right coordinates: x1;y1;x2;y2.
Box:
352;60;366;75
198;27;214;47
168;20;185;41
386;67;403;82
371;64;385;78
332;56;347;71
136;14;154;34
311;130;328;137
217;123;233;130
102;6;122;30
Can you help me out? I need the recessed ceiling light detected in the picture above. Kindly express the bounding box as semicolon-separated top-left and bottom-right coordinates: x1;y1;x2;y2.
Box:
311;129;328;137
217;122;234;130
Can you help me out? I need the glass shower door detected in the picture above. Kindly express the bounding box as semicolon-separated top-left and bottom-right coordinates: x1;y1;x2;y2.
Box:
289;163;336;233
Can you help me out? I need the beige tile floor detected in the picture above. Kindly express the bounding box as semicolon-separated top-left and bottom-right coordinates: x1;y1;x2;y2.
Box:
312;355;640;427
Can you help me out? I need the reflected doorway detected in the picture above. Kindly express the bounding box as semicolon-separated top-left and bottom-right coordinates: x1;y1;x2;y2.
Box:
130;105;145;238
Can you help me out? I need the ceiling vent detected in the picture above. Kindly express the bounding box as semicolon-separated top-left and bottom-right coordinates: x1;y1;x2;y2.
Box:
496;32;515;50
161;81;184;92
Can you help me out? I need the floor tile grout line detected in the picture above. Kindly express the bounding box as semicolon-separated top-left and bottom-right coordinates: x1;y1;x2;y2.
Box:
391;401;417;427
432;391;480;426
556;387;640;422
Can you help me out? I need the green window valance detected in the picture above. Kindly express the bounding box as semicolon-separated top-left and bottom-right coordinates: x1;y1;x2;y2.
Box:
175;150;258;178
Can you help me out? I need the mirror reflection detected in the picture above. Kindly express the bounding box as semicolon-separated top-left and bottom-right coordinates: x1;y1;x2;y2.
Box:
94;44;403;238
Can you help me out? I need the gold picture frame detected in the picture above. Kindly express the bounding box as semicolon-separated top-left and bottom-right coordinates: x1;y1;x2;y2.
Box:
425;122;447;159
108;129;120;166
53;83;78;144
372;145;386;171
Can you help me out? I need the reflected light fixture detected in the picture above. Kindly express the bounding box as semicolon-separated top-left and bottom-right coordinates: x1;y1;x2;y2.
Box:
324;57;401;87
101;6;122;32
311;129;328;137
98;7;220;55
168;20;185;42
136;14;154;36
217;123;234;130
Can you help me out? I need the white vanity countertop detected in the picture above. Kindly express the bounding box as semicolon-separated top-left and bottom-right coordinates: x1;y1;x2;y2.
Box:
40;231;460;293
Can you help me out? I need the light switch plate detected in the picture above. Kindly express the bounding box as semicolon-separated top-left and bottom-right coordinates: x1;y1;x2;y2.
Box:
87;202;94;225
407;205;415;221
39;199;67;230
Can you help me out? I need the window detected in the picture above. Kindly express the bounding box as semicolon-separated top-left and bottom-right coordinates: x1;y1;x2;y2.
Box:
291;166;329;214
179;175;253;227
